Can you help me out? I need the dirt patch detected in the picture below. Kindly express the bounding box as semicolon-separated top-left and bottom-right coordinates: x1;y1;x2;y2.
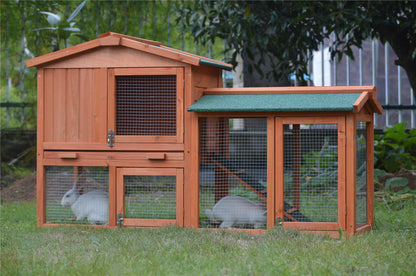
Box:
1;175;36;203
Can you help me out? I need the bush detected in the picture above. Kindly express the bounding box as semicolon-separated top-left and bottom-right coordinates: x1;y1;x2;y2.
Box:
374;122;416;173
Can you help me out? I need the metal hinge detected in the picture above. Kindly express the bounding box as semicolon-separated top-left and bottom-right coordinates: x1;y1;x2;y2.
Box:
107;130;115;147
117;213;124;228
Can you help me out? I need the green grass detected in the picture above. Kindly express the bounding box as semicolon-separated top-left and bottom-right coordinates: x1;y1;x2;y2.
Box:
1;199;416;275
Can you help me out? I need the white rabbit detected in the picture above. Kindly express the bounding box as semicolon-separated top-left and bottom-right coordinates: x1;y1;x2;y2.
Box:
61;173;109;225
205;195;267;229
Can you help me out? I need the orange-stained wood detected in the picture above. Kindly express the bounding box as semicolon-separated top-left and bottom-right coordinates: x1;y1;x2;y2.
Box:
282;222;340;231
108;166;117;227
353;91;369;113
366;120;375;226
37;69;45;226
267;116;275;229
205;86;377;95
345;114;357;236
275;117;285;222
338;116;347;230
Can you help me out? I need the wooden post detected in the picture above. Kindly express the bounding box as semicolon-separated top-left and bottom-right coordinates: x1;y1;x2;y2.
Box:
346;114;357;236
275;118;285;222
214;117;229;203
267;116;275;229
366;120;375;227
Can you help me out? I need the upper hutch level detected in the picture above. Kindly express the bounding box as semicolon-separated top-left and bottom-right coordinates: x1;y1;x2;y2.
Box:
27;32;231;151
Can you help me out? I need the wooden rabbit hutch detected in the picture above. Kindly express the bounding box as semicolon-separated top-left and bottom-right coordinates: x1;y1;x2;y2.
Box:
27;32;382;237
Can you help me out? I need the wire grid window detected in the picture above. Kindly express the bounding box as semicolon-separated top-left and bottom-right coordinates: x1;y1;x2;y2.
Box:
284;124;338;222
199;118;267;229
123;175;176;220
45;166;109;225
115;75;177;136
356;122;367;225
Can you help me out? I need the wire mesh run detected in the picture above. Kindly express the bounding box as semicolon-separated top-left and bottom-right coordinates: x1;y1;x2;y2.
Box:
284;124;338;222
45;166;109;225
115;75;177;136
356;122;367;226
199;117;268;229
123;175;176;220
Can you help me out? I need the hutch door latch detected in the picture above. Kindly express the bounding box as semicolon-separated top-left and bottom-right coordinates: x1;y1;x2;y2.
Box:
107;130;115;147
117;213;124;227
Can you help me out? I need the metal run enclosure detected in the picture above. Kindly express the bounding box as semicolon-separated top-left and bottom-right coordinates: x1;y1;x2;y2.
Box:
27;32;382;237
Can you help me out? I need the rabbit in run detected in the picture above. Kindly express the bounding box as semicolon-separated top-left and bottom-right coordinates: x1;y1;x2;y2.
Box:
61;173;109;225
205;195;267;229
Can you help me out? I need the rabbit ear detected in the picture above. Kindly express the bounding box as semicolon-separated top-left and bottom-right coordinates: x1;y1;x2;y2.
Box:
72;167;86;191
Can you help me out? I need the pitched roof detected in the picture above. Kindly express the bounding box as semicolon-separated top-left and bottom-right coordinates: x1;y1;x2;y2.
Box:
188;86;383;114
26;32;232;70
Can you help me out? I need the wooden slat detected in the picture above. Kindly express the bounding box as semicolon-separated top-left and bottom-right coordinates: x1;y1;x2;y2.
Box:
366;120;375;226
338;116;347;230
345;114;357;236
146;153;166;160
120;37;200;66
275;117;285;221
176;169;184;227
176;68;184;144
352;91;369;113
204;86;377;95
44;151;184;160
37;69;45;226
26;38;101;67
42;142;185;151
123;219;177;227
79;69;94;142
93;68;107;143
108;166;117;227
53;69;66;142
267;116;275;229
58;152;78;159
282;222;340;231
66;69;80;142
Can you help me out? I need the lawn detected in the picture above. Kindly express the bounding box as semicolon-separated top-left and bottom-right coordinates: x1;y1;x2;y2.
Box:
1;198;415;275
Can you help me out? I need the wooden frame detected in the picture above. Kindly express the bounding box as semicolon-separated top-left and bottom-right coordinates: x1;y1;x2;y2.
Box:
108;67;184;145
276;116;346;235
116;167;184;227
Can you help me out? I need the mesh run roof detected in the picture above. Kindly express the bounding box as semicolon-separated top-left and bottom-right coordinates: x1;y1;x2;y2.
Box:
188;93;363;112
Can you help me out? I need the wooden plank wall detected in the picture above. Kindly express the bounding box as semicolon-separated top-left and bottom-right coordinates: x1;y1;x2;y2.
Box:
43;68;107;145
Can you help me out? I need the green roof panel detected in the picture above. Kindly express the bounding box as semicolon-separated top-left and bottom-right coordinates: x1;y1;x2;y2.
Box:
188;93;362;112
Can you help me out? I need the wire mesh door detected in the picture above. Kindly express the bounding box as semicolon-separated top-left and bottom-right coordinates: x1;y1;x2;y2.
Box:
276;117;345;230
199;117;268;229
116;168;183;227
44;166;109;225
108;68;184;145
356;122;367;227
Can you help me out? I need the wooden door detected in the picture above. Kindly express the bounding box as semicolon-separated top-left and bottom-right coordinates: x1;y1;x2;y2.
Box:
108;68;184;148
275;116;346;233
116;168;184;227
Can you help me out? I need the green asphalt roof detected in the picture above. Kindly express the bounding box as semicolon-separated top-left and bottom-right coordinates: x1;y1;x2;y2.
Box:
188;93;362;112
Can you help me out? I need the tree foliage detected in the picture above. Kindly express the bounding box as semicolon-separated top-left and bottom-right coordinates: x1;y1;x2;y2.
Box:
178;0;416;96
0;0;224;129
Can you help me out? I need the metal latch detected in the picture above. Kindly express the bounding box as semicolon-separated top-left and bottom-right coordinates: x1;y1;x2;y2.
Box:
107;130;115;147
117;213;124;227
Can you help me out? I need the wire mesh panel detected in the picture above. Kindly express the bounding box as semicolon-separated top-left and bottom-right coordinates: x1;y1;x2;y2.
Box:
123;175;177;220
45;166;109;225
356;122;367;226
283;124;338;222
199;117;268;229
115;75;177;136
